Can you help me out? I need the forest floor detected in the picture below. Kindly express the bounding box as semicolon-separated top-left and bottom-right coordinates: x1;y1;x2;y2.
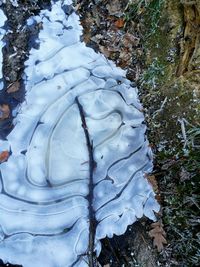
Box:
0;0;199;267
75;0;200;266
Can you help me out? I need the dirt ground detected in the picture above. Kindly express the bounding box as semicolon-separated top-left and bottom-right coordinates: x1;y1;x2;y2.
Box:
0;0;200;267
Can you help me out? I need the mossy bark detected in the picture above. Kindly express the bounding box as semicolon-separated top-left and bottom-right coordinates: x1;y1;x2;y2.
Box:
141;0;200;151
141;1;200;266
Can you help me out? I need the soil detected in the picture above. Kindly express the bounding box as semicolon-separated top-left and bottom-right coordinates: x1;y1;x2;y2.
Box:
0;0;46;138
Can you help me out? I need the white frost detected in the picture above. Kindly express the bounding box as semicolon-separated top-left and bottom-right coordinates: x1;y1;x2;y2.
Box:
0;8;6;90
0;1;160;266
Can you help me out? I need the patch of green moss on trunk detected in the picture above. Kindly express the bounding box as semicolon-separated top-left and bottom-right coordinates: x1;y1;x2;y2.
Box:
137;0;200;153
125;1;200;266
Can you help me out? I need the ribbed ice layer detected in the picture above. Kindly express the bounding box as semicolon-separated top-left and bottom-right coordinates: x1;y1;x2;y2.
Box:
0;8;6;90
0;1;160;267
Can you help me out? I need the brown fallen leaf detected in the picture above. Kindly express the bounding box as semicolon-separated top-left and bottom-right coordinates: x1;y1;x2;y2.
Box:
7;80;20;93
99;45;112;58
149;221;167;252
146;175;159;192
106;0;122;16
115;18;125;28
122;33;140;48
155;194;162;205
0;104;10;120
0;150;9;163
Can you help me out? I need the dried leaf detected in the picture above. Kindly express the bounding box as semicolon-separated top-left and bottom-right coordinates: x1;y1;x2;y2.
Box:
106;0;122;16
149;221;167;252
7;80;20;93
115;18;125;28
0;151;9;163
99;45;111;58
179;167;191;182
155;194;162;204
123;33;140;48
147;175;159;192
0;104;10;120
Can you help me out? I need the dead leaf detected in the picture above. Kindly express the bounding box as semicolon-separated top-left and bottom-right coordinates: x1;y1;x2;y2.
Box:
99;45;111;58
149;221;167;252
0;104;10;120
7;81;20;93
122;33;140;48
0;150;9;163
115;18;125;28
106;0;123;16
155;194;162;205
179;167;191;182
147;175;159;192
119;50;132;62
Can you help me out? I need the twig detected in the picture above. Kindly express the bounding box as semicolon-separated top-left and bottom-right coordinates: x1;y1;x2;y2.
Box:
75;97;97;267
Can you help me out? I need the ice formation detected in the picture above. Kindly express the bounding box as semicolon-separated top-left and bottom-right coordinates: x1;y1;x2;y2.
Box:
0;0;18;7
0;8;6;90
0;1;160;266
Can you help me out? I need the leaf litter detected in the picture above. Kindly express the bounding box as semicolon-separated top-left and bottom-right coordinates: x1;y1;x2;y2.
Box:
149;221;167;252
75;0;144;81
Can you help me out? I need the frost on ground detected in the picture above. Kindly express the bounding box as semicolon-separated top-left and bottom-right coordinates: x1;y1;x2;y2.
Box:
0;1;159;267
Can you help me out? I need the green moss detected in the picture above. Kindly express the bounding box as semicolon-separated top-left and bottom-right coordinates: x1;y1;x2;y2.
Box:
135;0;200;152
124;2;200;265
124;1;143;22
140;58;167;90
141;0;179;88
143;0;165;35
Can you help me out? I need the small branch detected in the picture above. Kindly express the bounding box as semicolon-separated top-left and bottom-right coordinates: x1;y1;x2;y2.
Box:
75;97;97;267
